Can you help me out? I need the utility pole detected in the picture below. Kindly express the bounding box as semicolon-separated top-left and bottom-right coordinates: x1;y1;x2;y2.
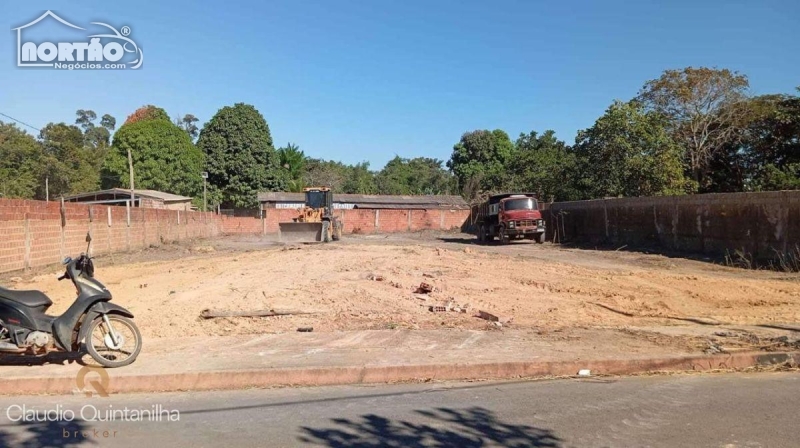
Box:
45;177;49;202
201;172;208;212
127;148;135;206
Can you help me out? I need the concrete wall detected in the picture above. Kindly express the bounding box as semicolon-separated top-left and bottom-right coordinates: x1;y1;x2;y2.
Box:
0;199;470;274
547;191;800;259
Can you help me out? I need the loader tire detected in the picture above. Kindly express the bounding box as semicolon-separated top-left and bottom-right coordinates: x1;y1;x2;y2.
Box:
332;220;342;241
322;221;331;243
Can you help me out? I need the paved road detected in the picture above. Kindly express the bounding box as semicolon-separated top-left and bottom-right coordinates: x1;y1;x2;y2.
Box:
0;372;796;447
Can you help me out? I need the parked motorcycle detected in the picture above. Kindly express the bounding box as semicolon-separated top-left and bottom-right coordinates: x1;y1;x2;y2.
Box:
0;233;141;368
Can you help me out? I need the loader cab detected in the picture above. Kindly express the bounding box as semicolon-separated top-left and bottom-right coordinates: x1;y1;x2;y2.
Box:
304;187;333;218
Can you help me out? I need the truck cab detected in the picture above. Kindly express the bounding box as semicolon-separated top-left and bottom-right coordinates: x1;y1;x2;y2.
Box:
477;193;546;244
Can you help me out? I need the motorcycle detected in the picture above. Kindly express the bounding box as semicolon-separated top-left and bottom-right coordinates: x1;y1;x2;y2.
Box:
0;233;142;368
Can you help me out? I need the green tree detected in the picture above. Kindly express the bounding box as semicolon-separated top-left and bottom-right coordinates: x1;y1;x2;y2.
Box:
376;157;453;195
574;100;693;198
302;159;351;192
511;130;579;202
741;91;800;191
103;115;204;198
196;103;285;208
277;143;306;192
175;114;200;140
75;109;116;149
636;67;750;189
100;114;116;131
75;109;97;132
343;162;378;194
447;129;515;198
39;123;101;197
0;122;44;198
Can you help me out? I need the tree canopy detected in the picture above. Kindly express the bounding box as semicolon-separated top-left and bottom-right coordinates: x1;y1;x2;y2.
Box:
636;67;750;190
448;129;515;198
376;157;453;195
197;103;285;208
0;123;43;199
103;115;204;198
574;101;693;198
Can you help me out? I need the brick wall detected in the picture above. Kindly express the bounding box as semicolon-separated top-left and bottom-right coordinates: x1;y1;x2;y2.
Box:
546;191;800;260
0;199;223;274
0;198;469;274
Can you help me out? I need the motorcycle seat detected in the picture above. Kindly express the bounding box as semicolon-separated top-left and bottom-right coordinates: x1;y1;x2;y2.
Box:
0;287;53;308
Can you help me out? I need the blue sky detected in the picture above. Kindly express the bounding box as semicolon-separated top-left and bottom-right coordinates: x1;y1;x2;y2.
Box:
1;1;798;169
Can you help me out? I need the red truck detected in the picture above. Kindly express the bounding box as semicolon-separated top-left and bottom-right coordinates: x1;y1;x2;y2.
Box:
475;193;546;244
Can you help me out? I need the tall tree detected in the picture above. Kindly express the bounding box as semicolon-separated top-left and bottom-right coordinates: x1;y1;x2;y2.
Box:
103;111;204;198
39;123;101;197
75;109;97;132
100;114;116;131
573;101;693;198
0;122;44;198
196;103;285;208
511;130;579;202
376;157;453;195
636;67;750;189
124;105;171;126
75;109;115;149
277;143;306;192
302;159;350;192
343;162;377;194
447;129;514;198
742;91;800;191
175;114;200;140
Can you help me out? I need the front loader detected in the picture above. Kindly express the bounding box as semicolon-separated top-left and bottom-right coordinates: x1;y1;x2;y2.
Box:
278;187;343;243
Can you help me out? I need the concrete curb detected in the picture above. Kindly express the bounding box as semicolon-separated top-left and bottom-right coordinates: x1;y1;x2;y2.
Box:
1;351;796;396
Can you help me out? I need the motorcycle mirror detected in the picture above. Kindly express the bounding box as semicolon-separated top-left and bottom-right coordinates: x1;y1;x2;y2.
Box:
85;232;92;243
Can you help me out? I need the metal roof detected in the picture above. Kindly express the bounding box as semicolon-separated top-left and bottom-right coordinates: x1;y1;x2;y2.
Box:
63;188;192;203
258;192;468;209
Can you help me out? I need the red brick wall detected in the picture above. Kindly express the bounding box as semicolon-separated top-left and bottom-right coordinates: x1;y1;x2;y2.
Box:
0;198;469;274
0;199;224;274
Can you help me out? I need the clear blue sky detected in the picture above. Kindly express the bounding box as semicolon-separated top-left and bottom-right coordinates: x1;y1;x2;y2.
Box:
2;0;798;169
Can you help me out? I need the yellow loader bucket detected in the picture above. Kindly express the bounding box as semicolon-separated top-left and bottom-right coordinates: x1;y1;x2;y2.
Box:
279;222;324;243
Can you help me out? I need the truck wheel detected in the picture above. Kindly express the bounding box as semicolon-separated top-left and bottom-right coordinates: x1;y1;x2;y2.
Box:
499;227;510;245
536;232;546;244
477;225;485;243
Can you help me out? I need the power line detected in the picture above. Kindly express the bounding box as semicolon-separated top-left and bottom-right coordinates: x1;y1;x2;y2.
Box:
0;112;41;132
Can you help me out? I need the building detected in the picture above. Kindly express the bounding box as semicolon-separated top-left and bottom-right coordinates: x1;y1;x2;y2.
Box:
63;189;194;211
258;192;469;210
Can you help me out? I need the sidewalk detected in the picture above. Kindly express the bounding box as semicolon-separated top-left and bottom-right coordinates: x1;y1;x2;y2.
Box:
0;328;797;395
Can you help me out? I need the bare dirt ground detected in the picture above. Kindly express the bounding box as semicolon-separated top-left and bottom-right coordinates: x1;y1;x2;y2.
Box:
4;232;800;353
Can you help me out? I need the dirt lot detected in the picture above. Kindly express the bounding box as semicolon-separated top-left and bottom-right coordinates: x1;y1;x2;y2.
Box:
6;233;800;349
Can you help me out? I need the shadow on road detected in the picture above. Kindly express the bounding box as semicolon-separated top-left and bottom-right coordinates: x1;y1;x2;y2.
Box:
298;406;561;447
0;420;96;447
0;352;84;367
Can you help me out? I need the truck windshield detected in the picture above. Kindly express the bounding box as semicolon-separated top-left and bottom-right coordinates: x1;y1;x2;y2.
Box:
503;198;537;211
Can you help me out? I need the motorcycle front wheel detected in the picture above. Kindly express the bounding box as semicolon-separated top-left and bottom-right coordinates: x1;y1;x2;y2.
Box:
85;315;142;368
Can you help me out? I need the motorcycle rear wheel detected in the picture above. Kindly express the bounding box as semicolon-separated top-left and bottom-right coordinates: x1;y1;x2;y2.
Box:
85;315;142;368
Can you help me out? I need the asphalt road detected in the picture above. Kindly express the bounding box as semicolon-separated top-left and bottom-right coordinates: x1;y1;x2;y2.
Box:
0;372;796;447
